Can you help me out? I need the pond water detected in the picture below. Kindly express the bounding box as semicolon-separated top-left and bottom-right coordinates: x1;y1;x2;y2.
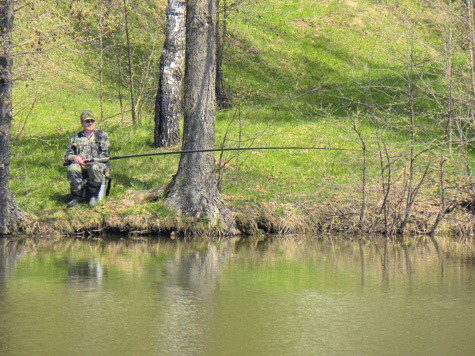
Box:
0;235;474;356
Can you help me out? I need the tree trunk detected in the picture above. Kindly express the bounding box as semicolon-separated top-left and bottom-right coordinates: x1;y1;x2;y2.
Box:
165;0;234;233
0;0;25;235
99;2;104;122
117;10;125;125
154;0;185;147
468;0;475;125
215;0;231;109
123;0;136;124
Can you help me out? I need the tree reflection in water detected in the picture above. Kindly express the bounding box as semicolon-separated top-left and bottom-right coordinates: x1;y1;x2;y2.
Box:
153;238;237;355
66;259;105;292
0;239;8;354
0;235;473;355
0;239;23;354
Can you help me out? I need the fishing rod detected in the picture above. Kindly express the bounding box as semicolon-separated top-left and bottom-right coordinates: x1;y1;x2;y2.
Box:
76;146;353;164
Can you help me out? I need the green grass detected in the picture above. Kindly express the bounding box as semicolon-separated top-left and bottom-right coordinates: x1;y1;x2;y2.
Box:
7;0;475;234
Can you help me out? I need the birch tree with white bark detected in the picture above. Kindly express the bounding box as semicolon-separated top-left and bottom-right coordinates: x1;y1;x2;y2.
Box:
154;0;186;147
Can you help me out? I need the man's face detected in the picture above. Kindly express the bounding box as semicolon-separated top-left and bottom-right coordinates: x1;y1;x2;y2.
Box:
82;118;96;133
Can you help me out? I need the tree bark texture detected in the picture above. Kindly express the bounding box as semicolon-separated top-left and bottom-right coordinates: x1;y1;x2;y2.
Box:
165;0;234;232
0;0;24;235
154;0;186;147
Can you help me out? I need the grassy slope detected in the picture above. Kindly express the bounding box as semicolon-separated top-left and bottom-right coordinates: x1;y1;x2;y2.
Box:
8;0;475;235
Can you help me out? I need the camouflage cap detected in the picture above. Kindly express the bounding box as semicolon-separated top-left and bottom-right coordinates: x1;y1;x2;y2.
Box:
80;110;95;121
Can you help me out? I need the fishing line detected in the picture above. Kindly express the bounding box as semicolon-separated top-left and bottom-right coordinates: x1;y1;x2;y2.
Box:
107;146;353;161
64;146;354;165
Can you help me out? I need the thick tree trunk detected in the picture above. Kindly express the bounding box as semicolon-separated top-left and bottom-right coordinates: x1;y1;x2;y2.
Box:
0;0;25;235
165;0;234;232
154;0;186;147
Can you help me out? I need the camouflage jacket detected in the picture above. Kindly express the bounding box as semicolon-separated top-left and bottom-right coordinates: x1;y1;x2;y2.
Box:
64;129;111;172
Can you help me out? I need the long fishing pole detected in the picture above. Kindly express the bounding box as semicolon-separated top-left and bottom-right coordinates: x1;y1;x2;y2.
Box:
83;146;353;163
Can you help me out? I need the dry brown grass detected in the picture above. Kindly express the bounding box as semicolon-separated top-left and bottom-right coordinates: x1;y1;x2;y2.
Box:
12;181;475;241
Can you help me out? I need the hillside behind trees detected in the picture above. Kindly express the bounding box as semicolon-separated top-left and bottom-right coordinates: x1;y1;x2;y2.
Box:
8;0;475;237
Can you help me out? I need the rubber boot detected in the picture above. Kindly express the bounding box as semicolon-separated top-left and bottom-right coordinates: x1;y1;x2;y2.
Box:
87;186;100;208
67;195;81;208
89;195;98;208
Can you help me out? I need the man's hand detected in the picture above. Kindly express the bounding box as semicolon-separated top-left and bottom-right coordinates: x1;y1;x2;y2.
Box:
73;156;92;167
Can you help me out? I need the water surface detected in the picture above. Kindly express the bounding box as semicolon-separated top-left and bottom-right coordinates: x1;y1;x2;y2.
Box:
0;236;474;355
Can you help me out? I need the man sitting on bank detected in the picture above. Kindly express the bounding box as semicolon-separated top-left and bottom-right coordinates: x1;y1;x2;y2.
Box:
64;110;111;208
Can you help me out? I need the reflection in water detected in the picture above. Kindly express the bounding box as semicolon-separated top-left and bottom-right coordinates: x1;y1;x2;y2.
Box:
164;239;236;296
402;244;412;289
0;240;7;354
0;239;23;355
359;241;365;287
155;239;237;355
0;235;473;356
66;259;105;292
